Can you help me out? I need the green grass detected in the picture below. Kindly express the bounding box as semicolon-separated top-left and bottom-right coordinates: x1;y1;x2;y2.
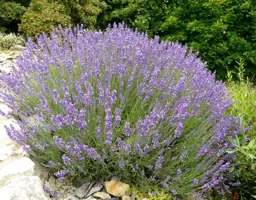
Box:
225;60;256;200
226;59;256;138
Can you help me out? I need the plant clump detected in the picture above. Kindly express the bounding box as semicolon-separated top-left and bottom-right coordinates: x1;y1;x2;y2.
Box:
0;32;25;49
0;23;241;198
18;0;71;38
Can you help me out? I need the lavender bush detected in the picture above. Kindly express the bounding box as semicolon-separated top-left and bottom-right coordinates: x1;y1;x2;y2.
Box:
0;23;241;198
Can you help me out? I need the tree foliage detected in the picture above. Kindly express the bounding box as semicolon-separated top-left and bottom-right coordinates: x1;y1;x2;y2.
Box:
57;0;106;29
0;1;27;32
19;0;71;38
98;0;256;80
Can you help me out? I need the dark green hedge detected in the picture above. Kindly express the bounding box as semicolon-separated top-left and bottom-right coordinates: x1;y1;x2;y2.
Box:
1;0;255;80
97;0;256;80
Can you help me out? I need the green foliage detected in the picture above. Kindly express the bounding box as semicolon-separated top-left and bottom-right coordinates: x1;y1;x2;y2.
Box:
227;61;256;199
18;0;71;38
58;0;107;29
5;0;31;7
131;185;172;200
0;1;27;32
98;0;256;80
0;32;25;49
97;0;167;35
227;60;256;137
227;136;256;199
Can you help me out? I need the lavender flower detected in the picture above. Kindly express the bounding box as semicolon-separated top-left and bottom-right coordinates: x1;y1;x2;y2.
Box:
43;186;51;194
0;23;242;198
53;191;59;199
152;131;160;149
155;155;164;169
177;168;182;177
62;154;71;165
54;170;68;181
119;160;125;170
54;136;65;150
124;122;132;137
193;179;199;185
105;131;112;145
115;108;121;127
95;126;101;138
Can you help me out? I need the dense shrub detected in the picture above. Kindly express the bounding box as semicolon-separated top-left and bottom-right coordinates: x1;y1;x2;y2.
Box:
18;0;71;38
58;0;106;29
0;1;27;32
0;0;104;35
0;32;25;49
98;0;256;80
0;24;242;198
97;0;165;36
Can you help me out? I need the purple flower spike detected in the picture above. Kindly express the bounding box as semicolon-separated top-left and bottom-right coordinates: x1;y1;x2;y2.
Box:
124;122;132;137
0;23;242;197
155;155;164;169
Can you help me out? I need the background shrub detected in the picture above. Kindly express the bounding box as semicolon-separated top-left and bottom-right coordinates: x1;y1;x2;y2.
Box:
97;0;256;80
0;32;25;49
18;0;71;38
0;1;27;32
0;24;241;198
58;0;106;29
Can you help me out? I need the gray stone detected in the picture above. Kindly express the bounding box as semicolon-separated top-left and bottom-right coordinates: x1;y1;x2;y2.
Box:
0;176;50;200
32;159;49;181
0;143;18;162
44;176;58;191
83;196;97;200
93;191;111;199
65;195;79;200
9;45;26;51
75;182;91;198
73;177;88;187
0;157;35;186
84;184;103;198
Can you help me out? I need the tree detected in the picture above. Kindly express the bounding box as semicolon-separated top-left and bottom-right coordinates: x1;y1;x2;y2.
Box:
97;0;256;80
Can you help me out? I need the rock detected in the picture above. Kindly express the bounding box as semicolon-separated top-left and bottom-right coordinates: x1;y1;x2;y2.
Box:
0;142;24;162
0;157;35;186
49;176;57;187
122;196;135;200
15;147;28;157
83;196;97;200
9;45;26;51
62;185;72;190
65;195;79;200
44;176;58;192
73;177;88;188
0;176;50;200
75;182;91;198
33;159;49;181
84;184;103;198
93;191;111;199
104;179;130;197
